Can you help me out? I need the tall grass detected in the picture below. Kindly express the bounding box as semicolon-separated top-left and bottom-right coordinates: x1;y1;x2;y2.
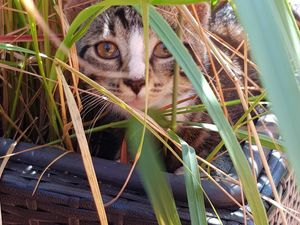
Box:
0;0;299;225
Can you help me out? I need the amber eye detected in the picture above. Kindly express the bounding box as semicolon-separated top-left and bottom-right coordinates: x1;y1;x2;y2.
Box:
153;42;172;58
96;41;120;59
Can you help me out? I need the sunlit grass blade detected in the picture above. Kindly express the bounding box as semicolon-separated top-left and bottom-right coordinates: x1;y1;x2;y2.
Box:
147;5;268;225
233;0;300;187
0;43;39;56
0;141;17;178
0;117;37;177
59;66;108;225
127;119;181;225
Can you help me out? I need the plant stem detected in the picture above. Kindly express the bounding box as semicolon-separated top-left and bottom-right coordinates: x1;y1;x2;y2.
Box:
171;11;182;131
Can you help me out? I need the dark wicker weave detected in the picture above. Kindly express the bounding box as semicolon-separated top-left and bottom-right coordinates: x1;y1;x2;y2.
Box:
0;138;249;225
0;139;299;225
0;160;164;225
0;114;299;225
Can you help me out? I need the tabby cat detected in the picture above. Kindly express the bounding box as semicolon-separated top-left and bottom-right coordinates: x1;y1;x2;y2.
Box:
64;1;260;172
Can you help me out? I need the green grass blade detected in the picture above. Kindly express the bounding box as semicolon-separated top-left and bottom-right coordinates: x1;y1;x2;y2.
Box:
180;137;207;225
127;120;181;225
0;43;39;56
23;3;63;137
12;0;27;26
6;42;30;137
41;0;51;75
168;131;223;225
163;95;265;115
47;120;127;146
236;130;284;152
276;0;300;49
233;0;300;187
147;6;268;225
178;120;284;152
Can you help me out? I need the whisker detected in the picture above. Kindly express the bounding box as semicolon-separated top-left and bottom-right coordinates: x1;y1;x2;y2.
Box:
86;102;111;142
81;97;106;119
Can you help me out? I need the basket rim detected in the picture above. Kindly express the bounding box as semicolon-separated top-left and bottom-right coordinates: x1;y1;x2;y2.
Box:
0;137;243;208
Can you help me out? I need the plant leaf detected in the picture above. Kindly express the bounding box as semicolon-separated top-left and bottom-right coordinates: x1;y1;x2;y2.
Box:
127;119;182;225
0;43;39;56
233;0;300;187
172;132;208;225
146;5;268;225
59;67;108;225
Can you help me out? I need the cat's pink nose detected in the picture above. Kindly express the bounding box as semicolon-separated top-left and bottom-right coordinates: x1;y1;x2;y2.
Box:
123;79;145;95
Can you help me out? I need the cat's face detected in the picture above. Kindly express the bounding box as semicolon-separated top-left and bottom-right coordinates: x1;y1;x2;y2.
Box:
65;3;210;114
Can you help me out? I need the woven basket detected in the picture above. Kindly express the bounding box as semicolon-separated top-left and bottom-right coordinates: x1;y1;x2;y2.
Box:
0;114;299;225
268;172;300;225
0;139;299;225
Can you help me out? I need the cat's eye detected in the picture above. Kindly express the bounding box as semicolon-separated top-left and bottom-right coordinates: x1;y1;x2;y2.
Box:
96;41;120;59
153;42;172;58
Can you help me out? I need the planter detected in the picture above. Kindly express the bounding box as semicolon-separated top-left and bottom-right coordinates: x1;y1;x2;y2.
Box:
0;114;299;225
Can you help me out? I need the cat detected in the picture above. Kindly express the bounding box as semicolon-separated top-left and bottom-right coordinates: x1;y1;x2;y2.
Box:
64;1;261;172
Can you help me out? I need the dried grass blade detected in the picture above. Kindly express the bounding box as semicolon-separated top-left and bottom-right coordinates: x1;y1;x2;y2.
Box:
0;105;28;140
56;66;73;150
0;141;17;178
32;151;70;195
0;117;37;178
58;66;108;225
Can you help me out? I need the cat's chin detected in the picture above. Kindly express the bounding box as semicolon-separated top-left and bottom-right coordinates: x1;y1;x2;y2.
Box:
125;99;146;110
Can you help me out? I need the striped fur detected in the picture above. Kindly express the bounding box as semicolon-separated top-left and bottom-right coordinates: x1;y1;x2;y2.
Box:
65;2;260;171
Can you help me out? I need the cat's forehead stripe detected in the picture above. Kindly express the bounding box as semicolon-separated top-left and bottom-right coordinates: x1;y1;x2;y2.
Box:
114;8;129;29
128;30;145;80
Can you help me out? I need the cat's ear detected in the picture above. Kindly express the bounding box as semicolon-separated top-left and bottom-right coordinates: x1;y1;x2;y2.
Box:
189;3;211;28
64;0;97;22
